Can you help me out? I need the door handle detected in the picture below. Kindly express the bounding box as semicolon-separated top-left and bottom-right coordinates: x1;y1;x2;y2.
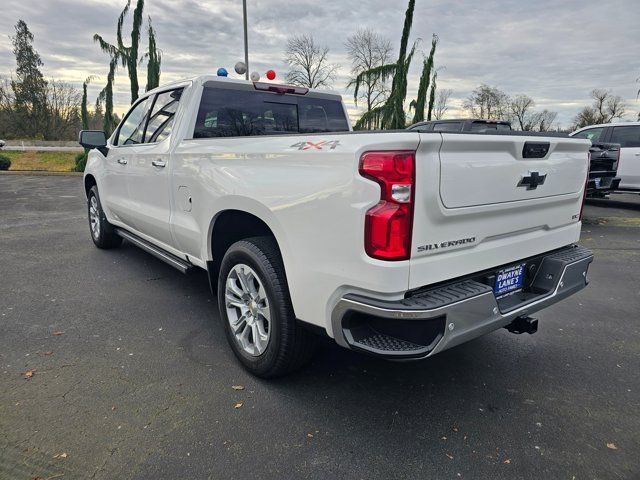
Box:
117;158;128;165
151;159;166;168
635;153;640;156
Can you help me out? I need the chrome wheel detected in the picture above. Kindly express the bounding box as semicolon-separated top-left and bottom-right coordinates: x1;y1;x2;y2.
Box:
89;195;100;239
225;263;271;356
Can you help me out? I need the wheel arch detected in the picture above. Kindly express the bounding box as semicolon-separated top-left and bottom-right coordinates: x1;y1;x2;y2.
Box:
207;208;289;295
84;174;97;198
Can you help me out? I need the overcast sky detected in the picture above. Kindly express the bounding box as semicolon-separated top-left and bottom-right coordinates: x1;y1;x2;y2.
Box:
0;0;638;127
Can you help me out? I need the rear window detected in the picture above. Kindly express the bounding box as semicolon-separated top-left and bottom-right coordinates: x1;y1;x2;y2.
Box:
193;87;349;138
610;126;640;148
469;122;511;132
433;122;462;132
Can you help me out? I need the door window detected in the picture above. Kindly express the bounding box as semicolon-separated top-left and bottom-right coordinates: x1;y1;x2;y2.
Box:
610;126;640;148
572;127;604;142
116;97;151;146
145;89;184;143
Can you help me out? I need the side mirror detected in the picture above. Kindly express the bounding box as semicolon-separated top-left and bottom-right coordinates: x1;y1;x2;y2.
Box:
79;130;108;155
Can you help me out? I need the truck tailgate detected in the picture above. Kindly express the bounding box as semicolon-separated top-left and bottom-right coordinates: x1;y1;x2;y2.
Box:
439;135;587;208
409;133;590;290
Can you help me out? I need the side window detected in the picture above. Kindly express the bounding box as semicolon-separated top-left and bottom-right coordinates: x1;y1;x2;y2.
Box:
572;127;604;142
116;97;151;146
145;89;184;143
409;125;431;132
433;122;461;132
610;126;640;148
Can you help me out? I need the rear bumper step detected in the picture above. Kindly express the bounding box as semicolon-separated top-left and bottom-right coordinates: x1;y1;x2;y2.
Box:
331;245;593;359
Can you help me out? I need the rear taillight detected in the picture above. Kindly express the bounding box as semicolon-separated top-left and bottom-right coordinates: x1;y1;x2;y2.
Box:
359;151;415;261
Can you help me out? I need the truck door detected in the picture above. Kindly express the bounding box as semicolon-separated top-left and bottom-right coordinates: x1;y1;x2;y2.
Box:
609;125;640;190
124;88;184;248
102;96;153;229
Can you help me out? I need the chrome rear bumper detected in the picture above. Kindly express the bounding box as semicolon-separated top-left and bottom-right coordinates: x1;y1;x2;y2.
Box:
331;245;594;359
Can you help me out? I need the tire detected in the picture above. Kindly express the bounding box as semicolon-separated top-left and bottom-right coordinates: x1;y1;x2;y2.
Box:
217;236;316;378
87;185;122;249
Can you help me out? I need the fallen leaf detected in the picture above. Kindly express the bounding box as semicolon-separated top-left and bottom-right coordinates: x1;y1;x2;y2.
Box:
453;426;459;432
307;433;314;438
111;406;116;411
231;385;245;391
606;443;618;450
446;453;454;460
234;402;243;409
23;370;35;379
43;351;54;356
53;452;68;459
52;331;64;336
504;459;511;464
441;436;447;441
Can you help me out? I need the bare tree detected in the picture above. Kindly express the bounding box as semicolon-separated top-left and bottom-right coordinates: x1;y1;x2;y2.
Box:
0;76;16;137
509;94;536;130
345;28;392;127
573;89;626;129
432;88;452;120
284;35;337;89
45;80;81;140
463;84;510;120
536;110;557;132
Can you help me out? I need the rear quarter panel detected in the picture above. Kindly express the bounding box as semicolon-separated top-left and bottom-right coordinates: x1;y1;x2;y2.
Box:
171;132;422;334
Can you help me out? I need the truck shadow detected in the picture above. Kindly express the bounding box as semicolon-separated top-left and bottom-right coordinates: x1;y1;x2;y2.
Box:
118;238;560;417
586;195;640;212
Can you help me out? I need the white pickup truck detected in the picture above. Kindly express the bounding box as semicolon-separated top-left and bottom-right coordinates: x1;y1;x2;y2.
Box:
80;75;594;378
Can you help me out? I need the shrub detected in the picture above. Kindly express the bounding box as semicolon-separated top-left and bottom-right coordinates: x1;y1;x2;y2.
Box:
0;154;11;171
75;151;88;172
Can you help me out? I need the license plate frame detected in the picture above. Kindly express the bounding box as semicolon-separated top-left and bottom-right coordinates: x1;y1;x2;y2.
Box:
494;263;526;297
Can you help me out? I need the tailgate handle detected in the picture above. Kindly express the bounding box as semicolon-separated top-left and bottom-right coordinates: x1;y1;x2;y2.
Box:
523;142;549;159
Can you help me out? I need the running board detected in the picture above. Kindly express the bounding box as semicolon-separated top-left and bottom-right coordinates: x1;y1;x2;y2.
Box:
115;228;193;274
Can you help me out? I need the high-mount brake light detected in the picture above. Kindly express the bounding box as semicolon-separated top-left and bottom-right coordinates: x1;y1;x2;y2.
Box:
253;82;309;95
359;151;415;261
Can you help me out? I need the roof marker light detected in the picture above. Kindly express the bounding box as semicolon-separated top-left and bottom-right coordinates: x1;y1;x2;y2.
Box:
250;71;260;81
234;61;247;75
217;67;228;77
266;70;276;80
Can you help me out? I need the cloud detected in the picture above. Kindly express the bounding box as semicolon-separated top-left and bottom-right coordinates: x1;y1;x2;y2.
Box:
0;0;638;126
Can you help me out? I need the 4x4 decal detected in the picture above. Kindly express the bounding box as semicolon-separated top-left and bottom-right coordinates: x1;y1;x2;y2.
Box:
290;140;341;150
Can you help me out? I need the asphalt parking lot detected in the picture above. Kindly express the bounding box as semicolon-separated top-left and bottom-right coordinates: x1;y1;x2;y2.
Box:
1;175;639;480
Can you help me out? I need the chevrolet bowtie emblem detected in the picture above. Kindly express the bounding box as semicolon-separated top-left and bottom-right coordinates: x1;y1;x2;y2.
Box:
518;171;547;190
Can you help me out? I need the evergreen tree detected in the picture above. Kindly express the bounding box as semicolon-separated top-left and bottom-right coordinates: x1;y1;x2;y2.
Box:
146;17;161;91
410;35;438;124
427;71;437;121
98;57;119;135
11;20;48;138
80;76;97;130
353;0;423;129
95;0;160;105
